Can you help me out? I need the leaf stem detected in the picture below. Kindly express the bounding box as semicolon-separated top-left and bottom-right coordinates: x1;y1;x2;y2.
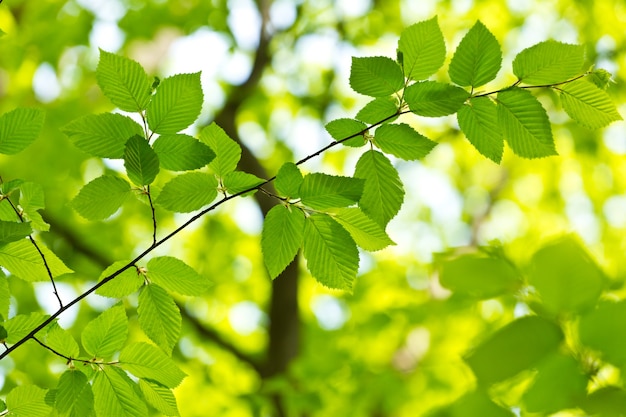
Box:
146;186;157;247
473;72;589;98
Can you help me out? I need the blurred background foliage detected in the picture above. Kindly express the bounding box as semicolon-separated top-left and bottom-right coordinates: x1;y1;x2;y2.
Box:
0;0;625;416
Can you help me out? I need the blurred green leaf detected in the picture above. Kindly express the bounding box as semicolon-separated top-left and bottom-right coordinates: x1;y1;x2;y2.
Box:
0;108;45;155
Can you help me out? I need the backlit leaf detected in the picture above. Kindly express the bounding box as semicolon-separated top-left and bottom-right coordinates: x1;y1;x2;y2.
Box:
155;172;218;213
579;300;626;368
199;122;242;177
355;96;399;124
3;312;48;344
0;269;9;320
513;40;585;84
325;118;367;148
138;284;181;355
81;304;128;359
0;108;45;155
223;171;265;195
397;16;446;80
405;81;470;117
147;72;203;134
457;97;503;163
71;175;132;221
559;78;622;129
299;173;364;210
19;182;49;231
124;135;160;186
0;239;73;282
96;49;151;112
6;385;51;417
152;134;215;171
331;207;395;251
275;162;303;198
93;367;147;417
147;256;210;296
45;322;80;358
139;380;179;416
95;260;143;298
374;123;436;160
55;370;94;417
119;342;186;388
0;220;32;246
262;205;305;279
349;56;404;97
449;20;502;88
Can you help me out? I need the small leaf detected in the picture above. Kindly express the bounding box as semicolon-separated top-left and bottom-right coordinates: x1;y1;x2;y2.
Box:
139;380;179;416
147;72;203;134
147;256;210;296
457;97;503;163
513;40;585;84
261;205;305;279
374;123;436;160
223;171;265;195
355;96;399;124
6;385;51;417
96;260;143;298
275;162;303;199
3;312;48;344
138;284;182;355
0;239;73;282
589;68;613;90
199;122;242;177
71;175;132;221
119;342;186;388
325;118;367;148
397;16;446;81
349;56;404;97
55;370;95;417
152;134;215;171
45;322;80;358
405;81;470;117
559;78;622;129
0;108;45;155
96;50;152;112
0;220;32;245
81;304;128;359
123;135;160;186
449;20;502;88
331;207;395;251
93;367;147;417
19;182;49;231
299;173;364;210
155;172;218;213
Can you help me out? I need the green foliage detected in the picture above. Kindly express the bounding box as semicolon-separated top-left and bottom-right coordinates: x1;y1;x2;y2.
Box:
449;20;502;88
559;78;623;128
71;176;132;220
146;73;203;134
0;108;45;155
55;370;95;417
200;122;242;177
349;56;404;97
299;173;364;210
146;256;210;295
96;50;152;113
93;367;147;417
261;205;304;279
155;172;218;212
397;16;446;81
404;81;470;117
513;40;585;84
5;385;51;417
0;239;72;281
152;134;215;171
81;304;128;359
124;135;160;186
137;284;182;354
457;97;503;162
373;123;436;160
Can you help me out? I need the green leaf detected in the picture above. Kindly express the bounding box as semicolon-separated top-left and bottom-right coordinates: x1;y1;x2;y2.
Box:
0;239;73;282
589;68;613;90
0;108;45;155
261;205;305;279
579;300;626;368
275;162;303;199
199;122;242;177
146;72;203;134
582;386;626;416
404;81;470;117
81;304;128;359
96;49;151;112
349;56;404;97
439;253;521;299
397;16;446;81
155;172;218;213
139;380;179;416
19;182;49;231
559;78;623;129
223;171;265;195
464;316;563;385
55;370;94;417
0;325;7;342
45;322;80;358
457;97;503;163
3;312;48;344
374;123;436;160
138;284;181;355
152;134;215;171
62;113;144;159
438;390;515;417
497;87;556;158
354;150;404;227
325;118;367;148
147;256;210;296
355;96;399;125
93;367;147;417
0;220;32;245
96;261;143;298
299;173;364;210
6;385;51;417
123;135;160;186
0;269;9;320
449;20;502;88
331;207;395;251
71;175;131;221
120;342;186;388
513;40;585;84
303;214;359;291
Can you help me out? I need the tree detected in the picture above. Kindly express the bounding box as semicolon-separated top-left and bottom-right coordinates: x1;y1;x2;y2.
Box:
0;1;625;416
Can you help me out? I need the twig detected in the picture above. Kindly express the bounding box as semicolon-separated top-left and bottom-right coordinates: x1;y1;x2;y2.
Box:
146;186;157;247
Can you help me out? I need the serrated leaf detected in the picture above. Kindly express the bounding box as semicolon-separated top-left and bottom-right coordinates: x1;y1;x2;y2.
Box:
152;134;215;171
559;78;622;129
96;50;151;112
3;312;48;344
497;88;556;158
46;322;80;358
0;220;31;245
449;20;502;88
123;135;160;186
349;56;404;97
56;370;94;417
331;207;394;251
93;367;147;417
223;171;264;195
147;256;210;296
513;40;585;84
81;304;128;359
397;16;446;81
199;122;242;177
6;385;51;417
139;380;179;416
325;118;367;148
261;205;305;279
147;72;203;134
299;173;364;210
138;284;181;355
405;81;470;117
120;342;186;388
19;182;49;231
0;108;45;155
374;123;436;160
0;239;73;282
0;270;9;320
589;69;613;90
354;150;404;227
457;97;503;163
71;175;131;221
62;113;144;159
465;316;563;386
96;260;143;298
275;162;303;198
355;96;399;125
155;172;218;213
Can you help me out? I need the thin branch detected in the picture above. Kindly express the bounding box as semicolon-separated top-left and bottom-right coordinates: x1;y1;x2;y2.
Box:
146;186;157;247
473;73;589;98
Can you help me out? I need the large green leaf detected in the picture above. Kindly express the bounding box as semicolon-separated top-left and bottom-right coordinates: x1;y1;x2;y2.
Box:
397;16;446;81
146;72;203;134
581;386;626;416
95;260;143;298
325;118;367;148
123;135;160;186
275;162;303;199
433;390;515;417
449;20;502;88
155;172;218;213
119;342;186;388
147;256;210;296
71;175;132;221
0;220;32;246
513;40;585;84
579;300;626;368
223;171;265;195
6;385;51;417
96;49;151;112
374;123;436;160
299;173;364;210
457;97;503;163
152;134;215;171
0;108;45;155
355;96;399;125
354;150;404;227
19;182;49;231
303;213;359;291
199;122;242;177
139;380;179;416
349;56;404;97
0;239;73;282
497;88;556;158
138;284;181;355
55;370;94;417
62;113;144;159
559;78;623;129
261;205;305;279
404;81;470;117
93;367;147;417
3;312;48;343
45;322;80;358
81;304;128;359
331;207;395;251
